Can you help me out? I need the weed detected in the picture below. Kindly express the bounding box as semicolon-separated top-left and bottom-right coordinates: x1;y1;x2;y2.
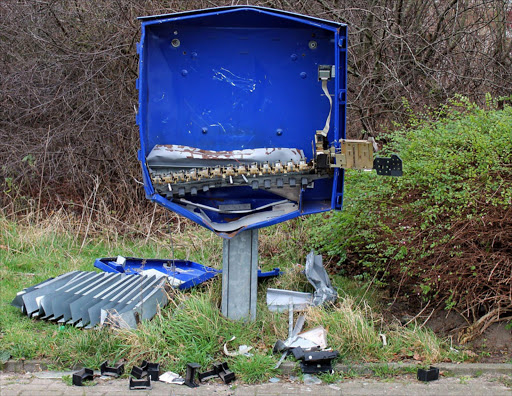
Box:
61;374;95;387
61;375;73;386
498;376;512;388
0;214;456;382
317;371;344;384
459;375;470;384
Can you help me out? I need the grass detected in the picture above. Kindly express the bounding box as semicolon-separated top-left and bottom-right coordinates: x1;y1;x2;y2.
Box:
0;212;460;382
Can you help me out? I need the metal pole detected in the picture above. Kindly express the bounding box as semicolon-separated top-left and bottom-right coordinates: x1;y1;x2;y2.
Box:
221;229;258;321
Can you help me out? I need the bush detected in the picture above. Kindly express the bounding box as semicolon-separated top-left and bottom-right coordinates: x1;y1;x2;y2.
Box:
310;96;512;340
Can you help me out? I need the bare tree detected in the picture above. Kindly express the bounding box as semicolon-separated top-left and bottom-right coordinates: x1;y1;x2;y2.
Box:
1;0;510;215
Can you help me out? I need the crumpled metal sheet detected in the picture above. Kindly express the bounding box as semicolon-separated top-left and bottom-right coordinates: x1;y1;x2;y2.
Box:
266;288;313;312
11;271;169;329
146;145;305;170
305;250;337;306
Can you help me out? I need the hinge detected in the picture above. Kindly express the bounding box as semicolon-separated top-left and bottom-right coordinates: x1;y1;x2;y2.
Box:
315;135;403;176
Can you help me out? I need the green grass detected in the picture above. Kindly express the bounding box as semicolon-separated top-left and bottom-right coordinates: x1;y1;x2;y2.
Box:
0;214;459;382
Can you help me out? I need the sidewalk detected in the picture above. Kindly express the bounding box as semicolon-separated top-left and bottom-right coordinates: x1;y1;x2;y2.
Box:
1;371;511;396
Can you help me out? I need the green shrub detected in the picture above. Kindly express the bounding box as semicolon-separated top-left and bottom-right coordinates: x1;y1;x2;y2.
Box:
309;96;512;333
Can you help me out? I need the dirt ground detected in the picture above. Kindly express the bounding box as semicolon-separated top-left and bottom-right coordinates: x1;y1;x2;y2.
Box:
386;298;512;363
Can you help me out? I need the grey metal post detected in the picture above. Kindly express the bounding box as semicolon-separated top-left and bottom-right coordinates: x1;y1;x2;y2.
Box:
221;230;258;321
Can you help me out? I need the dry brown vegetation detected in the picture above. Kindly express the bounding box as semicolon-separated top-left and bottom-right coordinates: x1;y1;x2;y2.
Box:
1;0;511;216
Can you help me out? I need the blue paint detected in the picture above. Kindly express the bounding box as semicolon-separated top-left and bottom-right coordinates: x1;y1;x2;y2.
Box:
136;6;347;237
94;257;282;289
94;257;220;290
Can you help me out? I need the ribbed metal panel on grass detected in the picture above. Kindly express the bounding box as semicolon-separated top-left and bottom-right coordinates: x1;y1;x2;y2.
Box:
12;271;169;329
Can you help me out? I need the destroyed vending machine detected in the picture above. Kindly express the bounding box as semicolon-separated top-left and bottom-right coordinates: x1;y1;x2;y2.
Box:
136;6;401;320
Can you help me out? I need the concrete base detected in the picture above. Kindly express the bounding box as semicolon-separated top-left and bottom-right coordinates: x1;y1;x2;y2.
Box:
221;230;258;321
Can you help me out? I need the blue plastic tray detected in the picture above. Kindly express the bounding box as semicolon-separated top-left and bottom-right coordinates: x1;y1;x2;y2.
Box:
94;257;220;290
94;257;281;290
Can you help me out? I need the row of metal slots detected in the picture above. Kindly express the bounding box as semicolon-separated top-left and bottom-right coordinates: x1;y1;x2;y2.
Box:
150;159;315;185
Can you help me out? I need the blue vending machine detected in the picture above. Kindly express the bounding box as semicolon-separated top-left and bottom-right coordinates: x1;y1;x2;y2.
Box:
136;6;401;320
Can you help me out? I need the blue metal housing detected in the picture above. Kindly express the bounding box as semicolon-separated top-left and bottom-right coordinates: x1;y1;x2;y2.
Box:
136;6;347;237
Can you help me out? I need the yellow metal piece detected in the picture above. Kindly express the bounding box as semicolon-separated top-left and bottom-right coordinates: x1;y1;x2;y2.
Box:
237;164;247;175
173;170;186;182
286;160;296;173
198;168;210;179
261;162;271;174
225;164;235;177
331;139;374;170
298;159;309;172
249;162;259;175
212;166;223;178
186;168;198;181
273;161;283;174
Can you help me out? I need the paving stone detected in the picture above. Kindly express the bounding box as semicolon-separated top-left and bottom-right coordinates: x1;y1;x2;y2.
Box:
2;372;512;395
0;390;21;396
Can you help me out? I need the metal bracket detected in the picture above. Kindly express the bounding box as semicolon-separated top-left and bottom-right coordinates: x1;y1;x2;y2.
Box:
417;366;439;382
373;154;403;176
329;139;374;170
72;368;94;386
131;360;160;381
129;376;152;390
100;361;124;378
184;363;201;388
199;362;236;384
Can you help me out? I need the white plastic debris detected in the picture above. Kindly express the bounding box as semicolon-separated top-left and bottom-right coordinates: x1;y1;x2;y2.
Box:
379;333;387;346
160;371;185;385
140;269;167;278
296;326;328;350
223;336;253;357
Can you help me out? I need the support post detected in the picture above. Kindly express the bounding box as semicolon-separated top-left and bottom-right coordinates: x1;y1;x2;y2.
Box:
221;230;258;321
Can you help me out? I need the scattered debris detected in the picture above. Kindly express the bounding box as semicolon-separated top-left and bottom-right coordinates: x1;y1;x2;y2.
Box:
417;366;439;382
95;257;281;290
266;289;312;312
72;368;94;386
199;362;235;384
94;257;220;290
294;326;328;350
129;376;152;390
11;271;169;329
267;251;335;313
257;268;283;278
269;377;281;383
305;250;337;306
100;361;124;378
292;347;339;374
379;333;387;346
184;363;201;388
159;371;185;385
303;373;322;385
273;311;307;369
131;360;160;381
223;336;253;357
